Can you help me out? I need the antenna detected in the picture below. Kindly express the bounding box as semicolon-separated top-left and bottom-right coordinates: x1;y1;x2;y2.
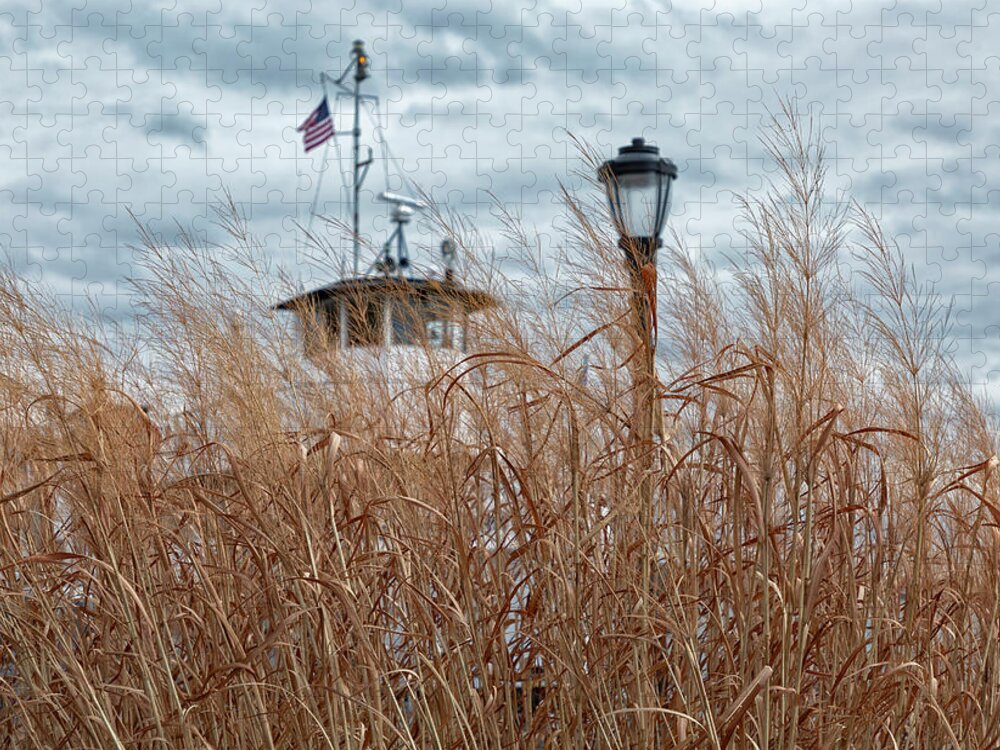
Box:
378;192;427;211
377;192;426;273
441;238;457;281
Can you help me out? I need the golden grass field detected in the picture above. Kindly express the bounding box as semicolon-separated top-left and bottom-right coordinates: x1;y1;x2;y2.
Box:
2;109;998;748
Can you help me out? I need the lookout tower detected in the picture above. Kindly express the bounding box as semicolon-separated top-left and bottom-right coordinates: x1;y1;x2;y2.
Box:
275;40;497;358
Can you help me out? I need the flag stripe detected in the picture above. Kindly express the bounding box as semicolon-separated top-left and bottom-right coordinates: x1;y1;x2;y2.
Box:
300;97;334;153
304;120;334;151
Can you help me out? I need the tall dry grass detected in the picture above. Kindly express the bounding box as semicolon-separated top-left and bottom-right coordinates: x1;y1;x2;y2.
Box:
1;106;999;748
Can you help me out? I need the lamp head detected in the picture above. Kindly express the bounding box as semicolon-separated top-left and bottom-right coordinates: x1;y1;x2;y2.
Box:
598;137;678;245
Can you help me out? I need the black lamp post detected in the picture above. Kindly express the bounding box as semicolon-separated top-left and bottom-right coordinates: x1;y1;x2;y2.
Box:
599;137;677;738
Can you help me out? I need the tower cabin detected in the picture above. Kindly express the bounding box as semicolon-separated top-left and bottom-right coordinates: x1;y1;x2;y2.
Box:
274;240;496;357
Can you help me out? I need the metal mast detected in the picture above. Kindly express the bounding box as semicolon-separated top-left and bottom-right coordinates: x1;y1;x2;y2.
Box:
350;40;368;275
328;40;372;277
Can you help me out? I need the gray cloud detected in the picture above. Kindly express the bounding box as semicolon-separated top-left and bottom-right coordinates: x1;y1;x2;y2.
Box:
2;0;999;400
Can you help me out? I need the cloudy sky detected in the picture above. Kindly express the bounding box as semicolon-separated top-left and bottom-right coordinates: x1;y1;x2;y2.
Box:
2;0;999;396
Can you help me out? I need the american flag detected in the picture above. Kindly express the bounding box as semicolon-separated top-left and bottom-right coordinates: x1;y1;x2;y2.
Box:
298;97;334;153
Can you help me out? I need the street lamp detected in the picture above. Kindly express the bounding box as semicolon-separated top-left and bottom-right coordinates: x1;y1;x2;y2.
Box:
598;137;678;737
598;137;678;266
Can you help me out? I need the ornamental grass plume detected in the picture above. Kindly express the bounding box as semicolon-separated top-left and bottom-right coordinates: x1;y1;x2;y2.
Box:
1;104;998;748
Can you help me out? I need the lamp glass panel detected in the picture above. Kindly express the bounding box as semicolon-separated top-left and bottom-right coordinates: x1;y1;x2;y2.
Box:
615;171;662;238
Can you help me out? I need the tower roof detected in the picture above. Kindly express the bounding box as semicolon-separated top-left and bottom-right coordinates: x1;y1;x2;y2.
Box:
274;275;498;314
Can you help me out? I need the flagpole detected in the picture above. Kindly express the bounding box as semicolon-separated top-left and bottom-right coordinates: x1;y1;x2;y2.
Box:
307;140;330;233
306;73;331;232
